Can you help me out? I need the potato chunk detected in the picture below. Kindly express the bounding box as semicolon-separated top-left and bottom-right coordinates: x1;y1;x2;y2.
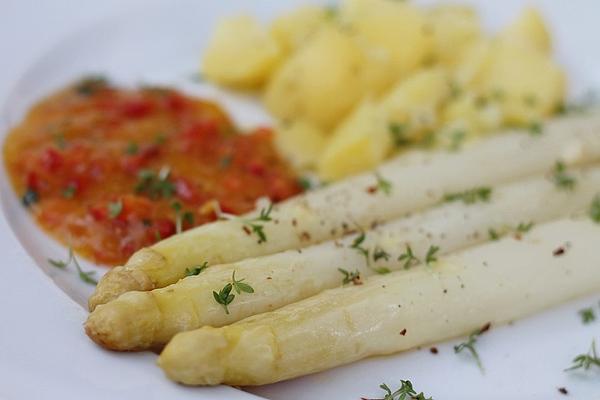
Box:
339;0;432;82
500;7;552;54
274;120;328;170
317;100;390;181
426;5;481;65
264;26;366;131
202;15;281;88
270;5;328;54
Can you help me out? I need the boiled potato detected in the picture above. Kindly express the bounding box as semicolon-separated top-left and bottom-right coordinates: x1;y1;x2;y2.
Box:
500;7;551;54
270;6;329;55
427;5;482;66
274;120;328;170
380;68;452;143
339;0;432;83
202;15;281;88
453;39;494;89
480;41;565;125
318;100;391;181
264;26;366;131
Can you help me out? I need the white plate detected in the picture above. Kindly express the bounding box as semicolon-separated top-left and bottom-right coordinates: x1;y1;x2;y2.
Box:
1;0;599;399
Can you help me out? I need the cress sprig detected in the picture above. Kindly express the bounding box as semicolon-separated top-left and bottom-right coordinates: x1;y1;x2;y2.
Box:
48;247;97;285
213;271;254;314
453;322;491;373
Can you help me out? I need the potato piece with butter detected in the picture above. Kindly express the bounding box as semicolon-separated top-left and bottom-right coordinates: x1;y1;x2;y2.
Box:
340;0;432;82
426;5;482;66
500;7;551;54
270;5;328;55
264;26;366;131
274;120;328;170
318;100;390;181
202;15;281;88
381;68;452;144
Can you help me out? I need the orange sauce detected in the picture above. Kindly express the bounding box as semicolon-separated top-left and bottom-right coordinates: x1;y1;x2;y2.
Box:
4;77;302;266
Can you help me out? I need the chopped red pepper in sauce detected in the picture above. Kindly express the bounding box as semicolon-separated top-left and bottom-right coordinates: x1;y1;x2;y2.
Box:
4;77;302;266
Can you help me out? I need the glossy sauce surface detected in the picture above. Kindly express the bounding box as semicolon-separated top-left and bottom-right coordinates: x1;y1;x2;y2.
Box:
4;78;301;265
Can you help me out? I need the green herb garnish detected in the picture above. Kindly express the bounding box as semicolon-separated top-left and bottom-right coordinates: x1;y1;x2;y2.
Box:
108;200;123;219
425;245;439;265
21;188;39;208
565;340;600;372
48;247;97;285
528;121;543;136
488;228;501;241
579;308;596;324
212;271;254;314
369;380;433;400
350;232;370;261
398;244;419;269
552;161;576;190
185;262;209;277
449;130;466;151
75;76;107;96
443;187;492;204
373;247;391;262
338;268;362;285
389;123;410;148
135;167;176;199
453;322;491;372
516;221;534;233
375;172;392;196
590;195;600;223
125;142;139;155
62;184;77;199
54;133;67;149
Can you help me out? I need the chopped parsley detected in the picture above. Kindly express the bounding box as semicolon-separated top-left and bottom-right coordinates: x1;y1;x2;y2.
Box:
443;187;492;204
185;262;209;277
551;161;576;190
565;340;600;372
516;221;534;233
449;130;466;151
454;322;491;372
488;228;501;241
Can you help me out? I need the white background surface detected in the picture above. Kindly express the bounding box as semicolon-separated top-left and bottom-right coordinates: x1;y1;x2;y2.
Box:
1;1;599;399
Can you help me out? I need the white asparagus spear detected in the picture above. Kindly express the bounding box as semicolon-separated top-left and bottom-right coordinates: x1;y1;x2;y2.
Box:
158;217;600;386
85;166;600;350
89;113;600;310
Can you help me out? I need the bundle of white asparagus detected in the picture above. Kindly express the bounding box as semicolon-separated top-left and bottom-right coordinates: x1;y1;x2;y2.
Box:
86;165;600;350
158;217;600;386
89;112;600;310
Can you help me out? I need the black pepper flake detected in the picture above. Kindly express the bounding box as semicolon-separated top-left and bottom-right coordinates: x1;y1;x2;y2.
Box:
242;226;251;235
430;347;439;354
443;289;448;294
553;246;566;256
400;329;407;336
300;232;311;241
292;219;297;227
21;187;39;208
558;387;568;395
366;186;377;194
